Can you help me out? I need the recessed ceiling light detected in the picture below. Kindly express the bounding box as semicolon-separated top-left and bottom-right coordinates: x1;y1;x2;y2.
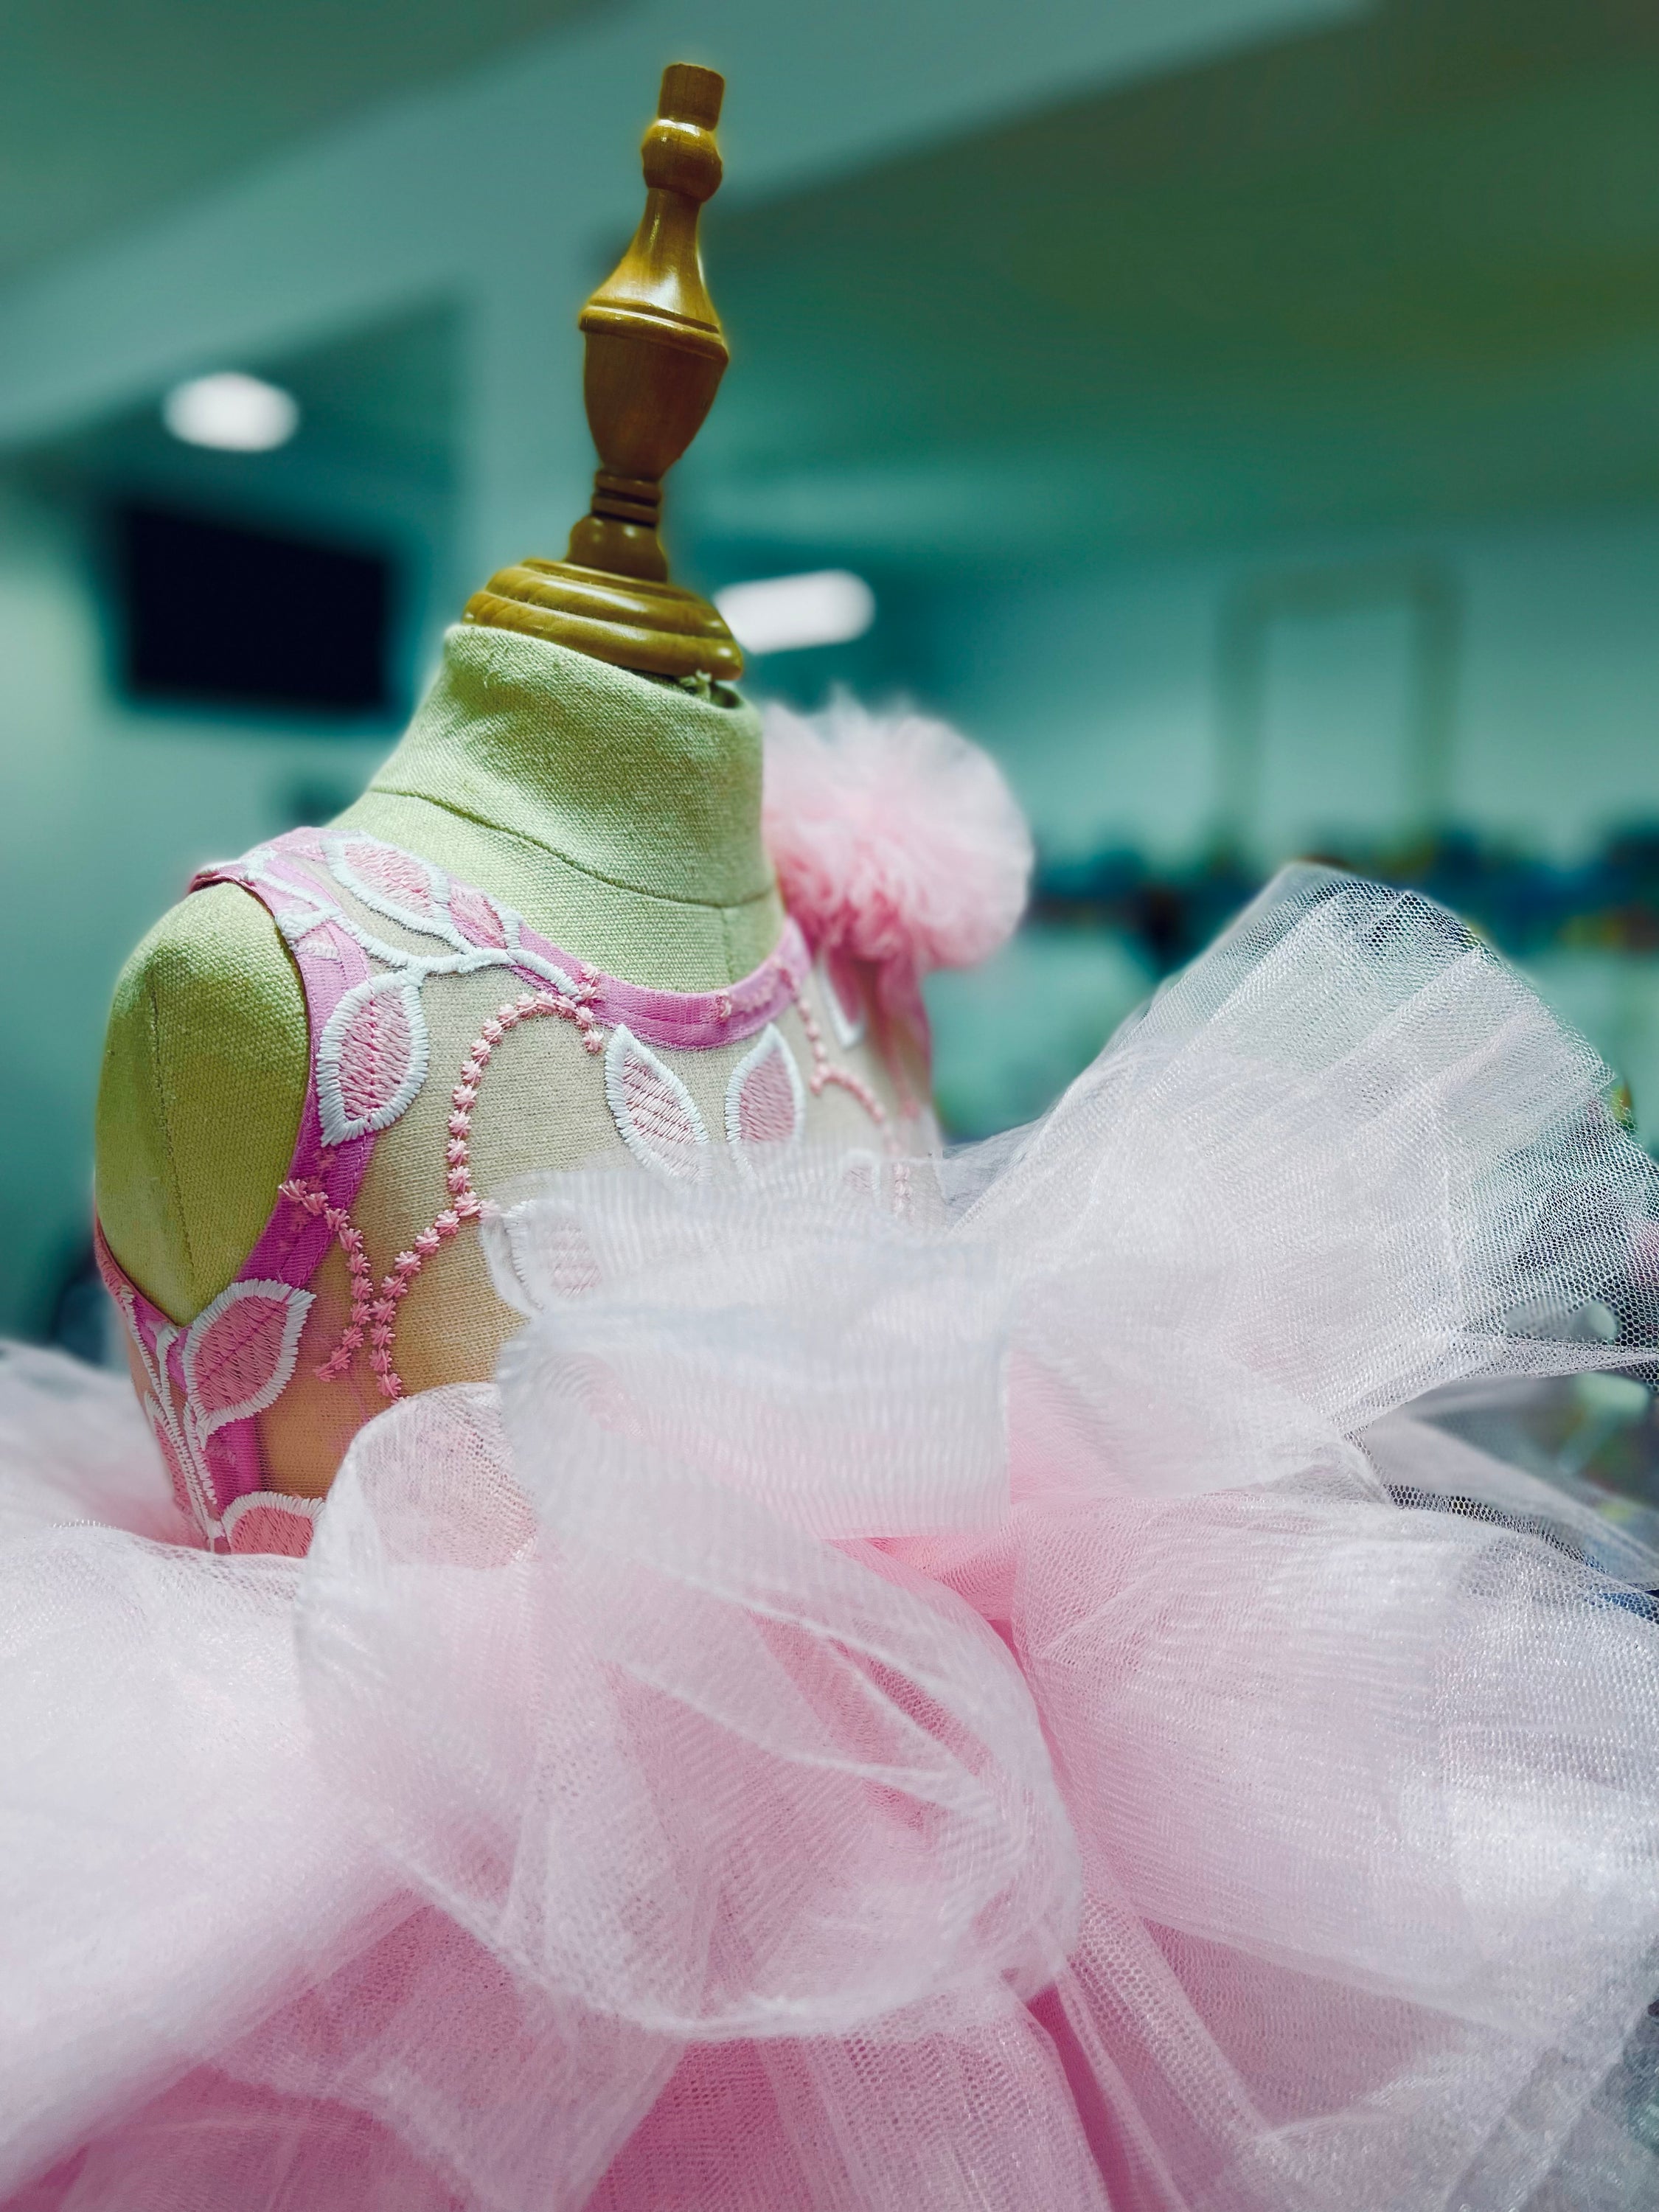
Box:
714;569;875;656
162;372;299;453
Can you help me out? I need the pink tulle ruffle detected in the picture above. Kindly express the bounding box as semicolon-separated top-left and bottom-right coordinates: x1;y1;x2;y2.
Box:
7;866;1659;2211
761;695;1032;984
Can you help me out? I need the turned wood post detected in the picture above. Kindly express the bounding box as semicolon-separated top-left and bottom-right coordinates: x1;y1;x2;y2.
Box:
465;63;742;684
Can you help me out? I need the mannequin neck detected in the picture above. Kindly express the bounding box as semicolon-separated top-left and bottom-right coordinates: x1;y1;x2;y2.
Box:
337;625;783;990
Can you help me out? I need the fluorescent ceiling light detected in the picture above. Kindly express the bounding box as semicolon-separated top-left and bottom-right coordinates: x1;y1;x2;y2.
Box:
162;372;299;453
715;569;875;656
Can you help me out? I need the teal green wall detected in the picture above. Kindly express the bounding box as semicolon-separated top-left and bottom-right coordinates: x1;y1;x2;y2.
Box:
921;509;1659;867
917;504;1659;1142
0;484;389;1332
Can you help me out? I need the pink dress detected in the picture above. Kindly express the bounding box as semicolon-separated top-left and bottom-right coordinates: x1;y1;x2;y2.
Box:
4;709;1659;2211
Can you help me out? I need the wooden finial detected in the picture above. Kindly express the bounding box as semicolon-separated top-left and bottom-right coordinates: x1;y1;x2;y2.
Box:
464;63;742;684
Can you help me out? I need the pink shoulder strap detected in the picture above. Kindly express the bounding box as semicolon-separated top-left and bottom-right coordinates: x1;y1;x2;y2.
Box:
94;838;380;1551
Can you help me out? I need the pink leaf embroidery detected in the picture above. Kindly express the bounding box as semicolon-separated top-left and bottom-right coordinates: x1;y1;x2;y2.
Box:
483;1203;602;1315
317;974;430;1144
538;1215;603;1298
448;882;512;950
296;923;343;964
222;1491;321;1558
333;837;443;922
144;1402;197;1523
725;1024;804;1172
182;1281;315;1440
604;1026;709;1182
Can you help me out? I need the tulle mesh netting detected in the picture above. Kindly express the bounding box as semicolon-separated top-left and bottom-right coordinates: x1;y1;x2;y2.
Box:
6;866;1659;2210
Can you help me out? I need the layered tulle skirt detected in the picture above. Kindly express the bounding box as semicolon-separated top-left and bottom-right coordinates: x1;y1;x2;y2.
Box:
6;866;1659;2210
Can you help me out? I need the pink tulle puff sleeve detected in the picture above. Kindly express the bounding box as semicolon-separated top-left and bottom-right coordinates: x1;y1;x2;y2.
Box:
760;695;1032;991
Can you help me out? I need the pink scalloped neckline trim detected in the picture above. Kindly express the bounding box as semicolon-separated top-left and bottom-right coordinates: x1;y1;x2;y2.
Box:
200;829;812;1054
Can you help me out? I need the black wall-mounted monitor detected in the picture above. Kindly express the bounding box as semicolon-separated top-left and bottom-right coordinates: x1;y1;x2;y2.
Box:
114;501;396;720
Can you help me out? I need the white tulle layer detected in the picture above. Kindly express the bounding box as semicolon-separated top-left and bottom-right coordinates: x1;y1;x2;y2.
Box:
6;867;1659;2211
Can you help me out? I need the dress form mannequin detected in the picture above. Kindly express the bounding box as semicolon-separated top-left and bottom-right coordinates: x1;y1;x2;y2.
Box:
95;642;790;1323
94;66;922;1505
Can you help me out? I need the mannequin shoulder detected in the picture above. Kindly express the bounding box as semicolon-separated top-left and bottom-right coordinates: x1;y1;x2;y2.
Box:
95;883;309;1324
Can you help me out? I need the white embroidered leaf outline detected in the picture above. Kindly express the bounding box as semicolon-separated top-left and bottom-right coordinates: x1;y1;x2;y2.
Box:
725;1023;805;1177
112;1279;313;1543
324;835;532;967
481;1198;604;1316
316;973;431;1146
326;836;454;939
181;1279;316;1440
274;896;338;945
820;953;866;1049
114;1295;212;1534
221;1489;323;1557
141;1397;198;1528
448;880;519;953
604;1025;710;1183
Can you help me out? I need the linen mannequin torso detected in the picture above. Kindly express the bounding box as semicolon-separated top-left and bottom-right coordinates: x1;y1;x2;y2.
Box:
93;63;945;1529
94;624;925;1511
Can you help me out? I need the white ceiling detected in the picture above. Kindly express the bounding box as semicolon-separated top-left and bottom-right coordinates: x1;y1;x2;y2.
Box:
0;0;602;283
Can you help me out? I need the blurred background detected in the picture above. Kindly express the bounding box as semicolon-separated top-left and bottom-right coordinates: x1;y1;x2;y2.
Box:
5;0;1659;1439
